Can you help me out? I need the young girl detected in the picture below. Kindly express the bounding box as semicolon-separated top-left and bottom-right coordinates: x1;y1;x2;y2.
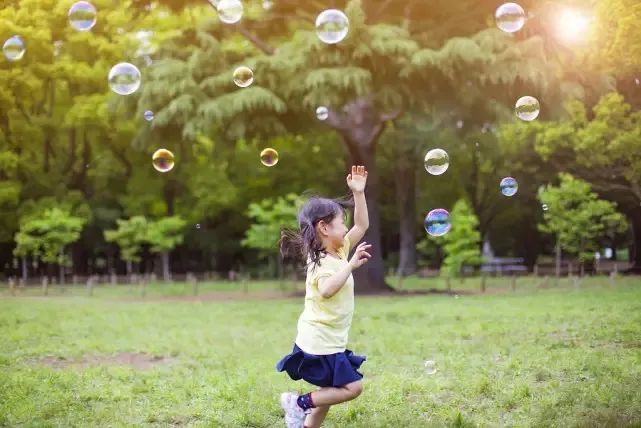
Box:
276;165;372;428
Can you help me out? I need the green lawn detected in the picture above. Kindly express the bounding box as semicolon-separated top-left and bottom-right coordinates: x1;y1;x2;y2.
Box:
1;279;641;427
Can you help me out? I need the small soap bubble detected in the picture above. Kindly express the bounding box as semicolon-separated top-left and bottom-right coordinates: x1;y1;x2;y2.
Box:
316;9;349;44
152;148;175;173
143;110;154;121
217;0;243;24
424;360;437;375
316;106;329;121
500;177;518;197
3;35;26;62
233;66;253;87
68;1;97;32
260;148;279;167
425;209;451;237
496;2;526;33
424;149;449;176
108;62;141;95
515;96;540;121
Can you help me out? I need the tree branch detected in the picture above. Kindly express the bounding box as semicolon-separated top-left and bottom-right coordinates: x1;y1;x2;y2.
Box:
380;109;403;122
234;25;275;55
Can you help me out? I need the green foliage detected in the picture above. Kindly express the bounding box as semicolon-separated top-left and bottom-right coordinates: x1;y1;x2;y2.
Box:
538;174;627;262
146;216;186;254
241;193;302;257
440;199;482;277
104;216;148;264
13;208;86;265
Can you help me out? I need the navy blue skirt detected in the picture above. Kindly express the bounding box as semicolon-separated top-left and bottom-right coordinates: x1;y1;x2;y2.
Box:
276;343;366;388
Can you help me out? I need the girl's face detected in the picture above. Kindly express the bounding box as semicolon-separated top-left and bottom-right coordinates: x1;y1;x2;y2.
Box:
318;213;348;251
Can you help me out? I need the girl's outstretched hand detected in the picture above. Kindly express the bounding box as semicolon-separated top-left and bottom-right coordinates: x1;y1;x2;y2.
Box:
346;165;368;193
349;242;372;270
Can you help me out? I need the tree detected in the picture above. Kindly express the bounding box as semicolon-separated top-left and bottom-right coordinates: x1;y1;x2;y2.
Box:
538;174;627;272
439;199;482;278
505;93;641;271
13;208;86;284
104;217;148;275
241;193;302;276
146;216;187;281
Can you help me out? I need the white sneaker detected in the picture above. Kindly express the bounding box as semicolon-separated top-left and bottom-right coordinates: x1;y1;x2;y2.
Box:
280;392;309;428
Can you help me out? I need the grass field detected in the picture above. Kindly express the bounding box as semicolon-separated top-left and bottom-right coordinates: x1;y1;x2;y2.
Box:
1;277;641;427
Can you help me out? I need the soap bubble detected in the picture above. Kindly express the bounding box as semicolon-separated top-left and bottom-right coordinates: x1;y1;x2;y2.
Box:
217;0;243;24
260;148;279;167
515;96;540;121
68;1;97;31
542;204;549;211
316;9;349;44
152;149;175;173
424;360;437;375
144;110;154;121
262;0;272;10
424;149;449;176
425;209;451;237
316;106;329;121
500;177;518;197
3;36;25;62
233;66;253;87
108;63;141;95
496;2;526;33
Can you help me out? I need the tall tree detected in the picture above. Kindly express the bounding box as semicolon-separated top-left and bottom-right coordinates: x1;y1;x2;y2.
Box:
538;173;627;272
146;215;186;281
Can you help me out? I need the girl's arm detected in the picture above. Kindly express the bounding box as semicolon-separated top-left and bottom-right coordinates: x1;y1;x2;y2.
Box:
318;242;372;298
345;166;369;251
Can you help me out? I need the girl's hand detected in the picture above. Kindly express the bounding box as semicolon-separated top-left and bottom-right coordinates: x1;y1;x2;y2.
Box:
349;242;372;270
346;165;368;193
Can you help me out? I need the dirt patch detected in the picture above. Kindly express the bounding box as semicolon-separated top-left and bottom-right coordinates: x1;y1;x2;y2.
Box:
37;352;175;370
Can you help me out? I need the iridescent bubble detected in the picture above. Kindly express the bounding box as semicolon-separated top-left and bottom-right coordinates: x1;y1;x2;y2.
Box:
425;209;451;237
316;106;329;121
144;110;154;121
3;35;25;62
542;204;549;211
152;148;175;173
233;66;253;87
500;177;518;197
217;0;243;24
424;360;437;375
496;2;526;33
68;1;97;32
260;148;279;167
315;9;349;44
108;63;141;95
515;96;540;121
424;149;449;176
195;223;202;229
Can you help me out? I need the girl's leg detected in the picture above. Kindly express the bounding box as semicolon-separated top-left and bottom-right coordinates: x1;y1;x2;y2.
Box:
304;402;330;428
309;380;363;406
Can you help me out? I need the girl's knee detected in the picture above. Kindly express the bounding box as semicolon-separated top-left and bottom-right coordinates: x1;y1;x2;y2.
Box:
344;380;363;399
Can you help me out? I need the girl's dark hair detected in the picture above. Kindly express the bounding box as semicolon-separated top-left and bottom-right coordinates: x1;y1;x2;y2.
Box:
280;194;353;269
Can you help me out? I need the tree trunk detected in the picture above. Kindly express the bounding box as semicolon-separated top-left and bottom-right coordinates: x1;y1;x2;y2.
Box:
58;249;65;286
330;97;398;294
21;256;28;282
126;260;132;276
394;139;417;276
346;143;390;292
161;251;170;282
628;210;641;273
555;240;561;279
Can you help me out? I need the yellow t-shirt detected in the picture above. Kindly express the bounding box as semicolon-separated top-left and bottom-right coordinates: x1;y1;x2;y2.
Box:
295;236;354;355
